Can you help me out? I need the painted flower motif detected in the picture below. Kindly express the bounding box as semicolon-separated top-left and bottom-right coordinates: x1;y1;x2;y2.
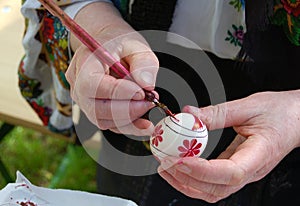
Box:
178;139;202;157
225;24;244;47
281;0;300;17
152;125;164;147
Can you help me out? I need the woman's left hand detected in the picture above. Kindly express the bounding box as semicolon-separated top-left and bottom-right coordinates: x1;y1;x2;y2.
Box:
158;90;300;203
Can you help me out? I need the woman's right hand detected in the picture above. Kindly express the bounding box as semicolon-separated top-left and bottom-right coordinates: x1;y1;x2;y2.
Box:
65;2;159;136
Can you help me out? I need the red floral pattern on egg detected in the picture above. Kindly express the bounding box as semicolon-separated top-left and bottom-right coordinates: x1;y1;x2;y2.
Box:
178;139;202;157
152;125;164;147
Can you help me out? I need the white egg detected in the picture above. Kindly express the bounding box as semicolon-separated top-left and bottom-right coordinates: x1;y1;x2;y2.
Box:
150;113;208;159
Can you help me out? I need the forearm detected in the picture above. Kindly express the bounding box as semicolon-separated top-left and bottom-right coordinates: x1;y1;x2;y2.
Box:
70;1;134;51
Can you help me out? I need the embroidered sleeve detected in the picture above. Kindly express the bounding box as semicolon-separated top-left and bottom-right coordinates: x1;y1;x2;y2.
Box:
272;0;300;46
19;0;112;139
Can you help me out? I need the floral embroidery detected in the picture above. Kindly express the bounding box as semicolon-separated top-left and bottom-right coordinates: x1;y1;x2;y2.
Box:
225;24;244;47
178;139;202;157
42;16;55;42
40;11;70;89
152;125;164;147
30;98;52;126
272;0;300;45
18;60;43;99
229;0;245;12
282;0;300;17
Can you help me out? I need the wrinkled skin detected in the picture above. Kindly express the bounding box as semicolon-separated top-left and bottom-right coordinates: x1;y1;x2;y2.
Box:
65;2;159;136
158;91;300;203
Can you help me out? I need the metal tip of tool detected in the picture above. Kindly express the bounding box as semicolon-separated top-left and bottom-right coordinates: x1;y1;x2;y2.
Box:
152;98;178;120
144;92;177;119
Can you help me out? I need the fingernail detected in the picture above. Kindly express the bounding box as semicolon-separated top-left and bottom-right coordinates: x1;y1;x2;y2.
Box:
141;71;154;85
177;159;184;165
176;164;191;174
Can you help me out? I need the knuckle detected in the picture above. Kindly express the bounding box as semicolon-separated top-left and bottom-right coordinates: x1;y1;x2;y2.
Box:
69;88;77;102
206;184;229;199
97;125;108;130
128;105;146;119
200;193;221;203
96;120;111;130
199;106;214;129
214;186;232;198
212;104;226;128
229;166;247;186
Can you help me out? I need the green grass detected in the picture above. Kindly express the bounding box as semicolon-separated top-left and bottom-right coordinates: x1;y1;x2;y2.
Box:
0;124;98;193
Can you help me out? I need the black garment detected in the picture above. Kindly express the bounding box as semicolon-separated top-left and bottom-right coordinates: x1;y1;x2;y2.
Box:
130;0;177;31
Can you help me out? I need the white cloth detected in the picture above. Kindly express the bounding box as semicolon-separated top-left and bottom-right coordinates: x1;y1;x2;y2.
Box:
168;0;246;59
0;171;138;206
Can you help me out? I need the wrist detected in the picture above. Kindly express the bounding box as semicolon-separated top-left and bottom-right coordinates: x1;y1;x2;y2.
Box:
70;1;133;51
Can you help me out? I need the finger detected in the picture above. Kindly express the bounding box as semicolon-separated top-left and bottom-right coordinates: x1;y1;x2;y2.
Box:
122;40;159;90
161;164;241;198
162;136;270;186
97;116;154;130
109;118;155;136
75;57;145;100
182;96;260;130
158;166;221;203
75;98;153;124
160;156;246;186
97;119;137;130
93;99;154;120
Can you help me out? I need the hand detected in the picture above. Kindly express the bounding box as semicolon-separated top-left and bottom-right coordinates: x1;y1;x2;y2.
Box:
158;90;300;203
65;2;159;136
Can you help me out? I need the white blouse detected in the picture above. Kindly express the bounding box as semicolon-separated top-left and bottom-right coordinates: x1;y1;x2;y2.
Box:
167;0;246;59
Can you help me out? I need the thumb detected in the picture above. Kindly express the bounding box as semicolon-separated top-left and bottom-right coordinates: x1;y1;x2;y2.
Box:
182;97;255;130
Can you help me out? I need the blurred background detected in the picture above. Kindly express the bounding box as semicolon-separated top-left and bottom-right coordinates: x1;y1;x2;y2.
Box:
0;0;97;192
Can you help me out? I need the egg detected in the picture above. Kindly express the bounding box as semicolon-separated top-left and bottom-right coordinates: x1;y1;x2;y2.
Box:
150;113;208;159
